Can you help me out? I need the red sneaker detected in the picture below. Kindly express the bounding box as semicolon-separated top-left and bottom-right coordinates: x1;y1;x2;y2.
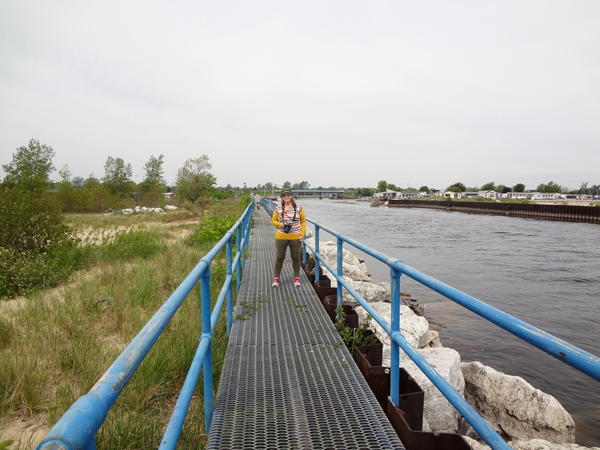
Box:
272;278;280;288
294;278;300;287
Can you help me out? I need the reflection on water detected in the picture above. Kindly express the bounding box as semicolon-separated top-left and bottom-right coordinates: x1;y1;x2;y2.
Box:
300;198;600;445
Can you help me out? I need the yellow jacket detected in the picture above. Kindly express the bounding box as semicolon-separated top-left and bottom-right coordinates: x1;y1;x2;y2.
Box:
272;205;306;240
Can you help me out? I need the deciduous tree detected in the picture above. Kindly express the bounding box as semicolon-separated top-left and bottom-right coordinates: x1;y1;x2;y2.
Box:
536;181;562;193
175;155;216;202
291;180;311;190
481;182;496;191
359;188;375;196
58;164;71;183
140;154;165;192
84;174;100;189
447;182;466;192
2;138;55;189
513;183;526;192
102;156;133;195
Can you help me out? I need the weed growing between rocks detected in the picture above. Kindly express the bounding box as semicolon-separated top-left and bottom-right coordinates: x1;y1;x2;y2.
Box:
334;305;377;357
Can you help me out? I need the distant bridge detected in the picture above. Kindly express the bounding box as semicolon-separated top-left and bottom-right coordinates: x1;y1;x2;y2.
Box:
290;189;347;199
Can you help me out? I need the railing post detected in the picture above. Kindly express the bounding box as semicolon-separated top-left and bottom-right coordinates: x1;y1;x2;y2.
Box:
241;216;246;269
336;236;343;319
201;266;214;432
302;239;306;264
390;263;401;406
244;212;251;269
315;227;320;283
236;227;241;293
226;235;233;336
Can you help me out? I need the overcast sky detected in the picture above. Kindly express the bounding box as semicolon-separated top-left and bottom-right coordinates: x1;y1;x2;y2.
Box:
1;1;599;191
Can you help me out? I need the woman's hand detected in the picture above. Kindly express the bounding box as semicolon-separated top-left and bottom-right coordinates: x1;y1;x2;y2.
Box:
299;235;304;243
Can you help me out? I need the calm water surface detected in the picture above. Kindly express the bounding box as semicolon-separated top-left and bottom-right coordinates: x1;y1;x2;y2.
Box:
298;198;600;444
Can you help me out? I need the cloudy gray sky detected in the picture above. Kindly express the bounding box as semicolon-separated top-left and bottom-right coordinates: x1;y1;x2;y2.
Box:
1;1;599;191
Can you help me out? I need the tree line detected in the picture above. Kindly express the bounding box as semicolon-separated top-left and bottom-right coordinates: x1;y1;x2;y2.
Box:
1;139;219;212
374;180;599;195
0;138;236;298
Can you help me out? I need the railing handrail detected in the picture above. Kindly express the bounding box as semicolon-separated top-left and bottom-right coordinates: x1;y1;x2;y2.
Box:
263;200;600;450
305;218;600;382
36;202;254;450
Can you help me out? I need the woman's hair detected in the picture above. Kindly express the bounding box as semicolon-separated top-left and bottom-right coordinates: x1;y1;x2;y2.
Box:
280;197;297;210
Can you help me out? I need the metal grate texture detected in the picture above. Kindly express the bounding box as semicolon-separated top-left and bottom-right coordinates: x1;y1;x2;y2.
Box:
207;210;405;450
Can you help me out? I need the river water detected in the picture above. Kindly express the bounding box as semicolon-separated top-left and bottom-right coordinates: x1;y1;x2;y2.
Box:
297;198;600;445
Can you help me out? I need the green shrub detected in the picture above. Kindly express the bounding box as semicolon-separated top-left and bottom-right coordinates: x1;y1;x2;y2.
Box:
0;245;86;299
188;212;238;246
239;193;251;206
0;186;84;298
0;186;74;253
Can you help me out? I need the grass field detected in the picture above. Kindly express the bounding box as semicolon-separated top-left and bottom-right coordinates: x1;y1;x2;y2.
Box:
0;201;246;449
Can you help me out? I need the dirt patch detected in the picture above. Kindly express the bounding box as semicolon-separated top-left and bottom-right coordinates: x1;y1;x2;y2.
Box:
165;227;194;244
75;225;133;245
0;297;27;320
0;414;48;449
0;265;106;320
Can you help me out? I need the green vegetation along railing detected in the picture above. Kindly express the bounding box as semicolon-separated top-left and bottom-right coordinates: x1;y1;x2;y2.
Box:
36;203;254;450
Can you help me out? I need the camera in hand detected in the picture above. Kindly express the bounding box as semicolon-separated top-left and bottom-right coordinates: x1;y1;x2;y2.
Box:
283;223;292;233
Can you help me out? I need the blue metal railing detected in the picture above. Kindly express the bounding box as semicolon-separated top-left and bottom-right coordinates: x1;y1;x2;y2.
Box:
263;200;600;450
36;202;255;450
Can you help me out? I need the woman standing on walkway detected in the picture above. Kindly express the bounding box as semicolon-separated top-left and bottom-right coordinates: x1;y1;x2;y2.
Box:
271;189;306;287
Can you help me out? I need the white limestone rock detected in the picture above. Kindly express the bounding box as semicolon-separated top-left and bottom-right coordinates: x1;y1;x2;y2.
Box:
318;244;372;282
342;262;372;282
461;362;576;444
463;436;599;450
305;239;372;281
165;205;178;210
343;280;390;305
375;281;392;295
401;347;465;434
319;267;352;287
423;330;443;348
354;302;430;366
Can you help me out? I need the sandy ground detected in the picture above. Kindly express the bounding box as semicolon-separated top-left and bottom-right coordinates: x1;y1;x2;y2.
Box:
0;415;48;449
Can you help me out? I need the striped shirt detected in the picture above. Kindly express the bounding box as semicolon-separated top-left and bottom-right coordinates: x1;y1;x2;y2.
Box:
273;204;305;238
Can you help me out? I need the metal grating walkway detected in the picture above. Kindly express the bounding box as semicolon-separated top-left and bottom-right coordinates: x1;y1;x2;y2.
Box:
206;210;405;450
